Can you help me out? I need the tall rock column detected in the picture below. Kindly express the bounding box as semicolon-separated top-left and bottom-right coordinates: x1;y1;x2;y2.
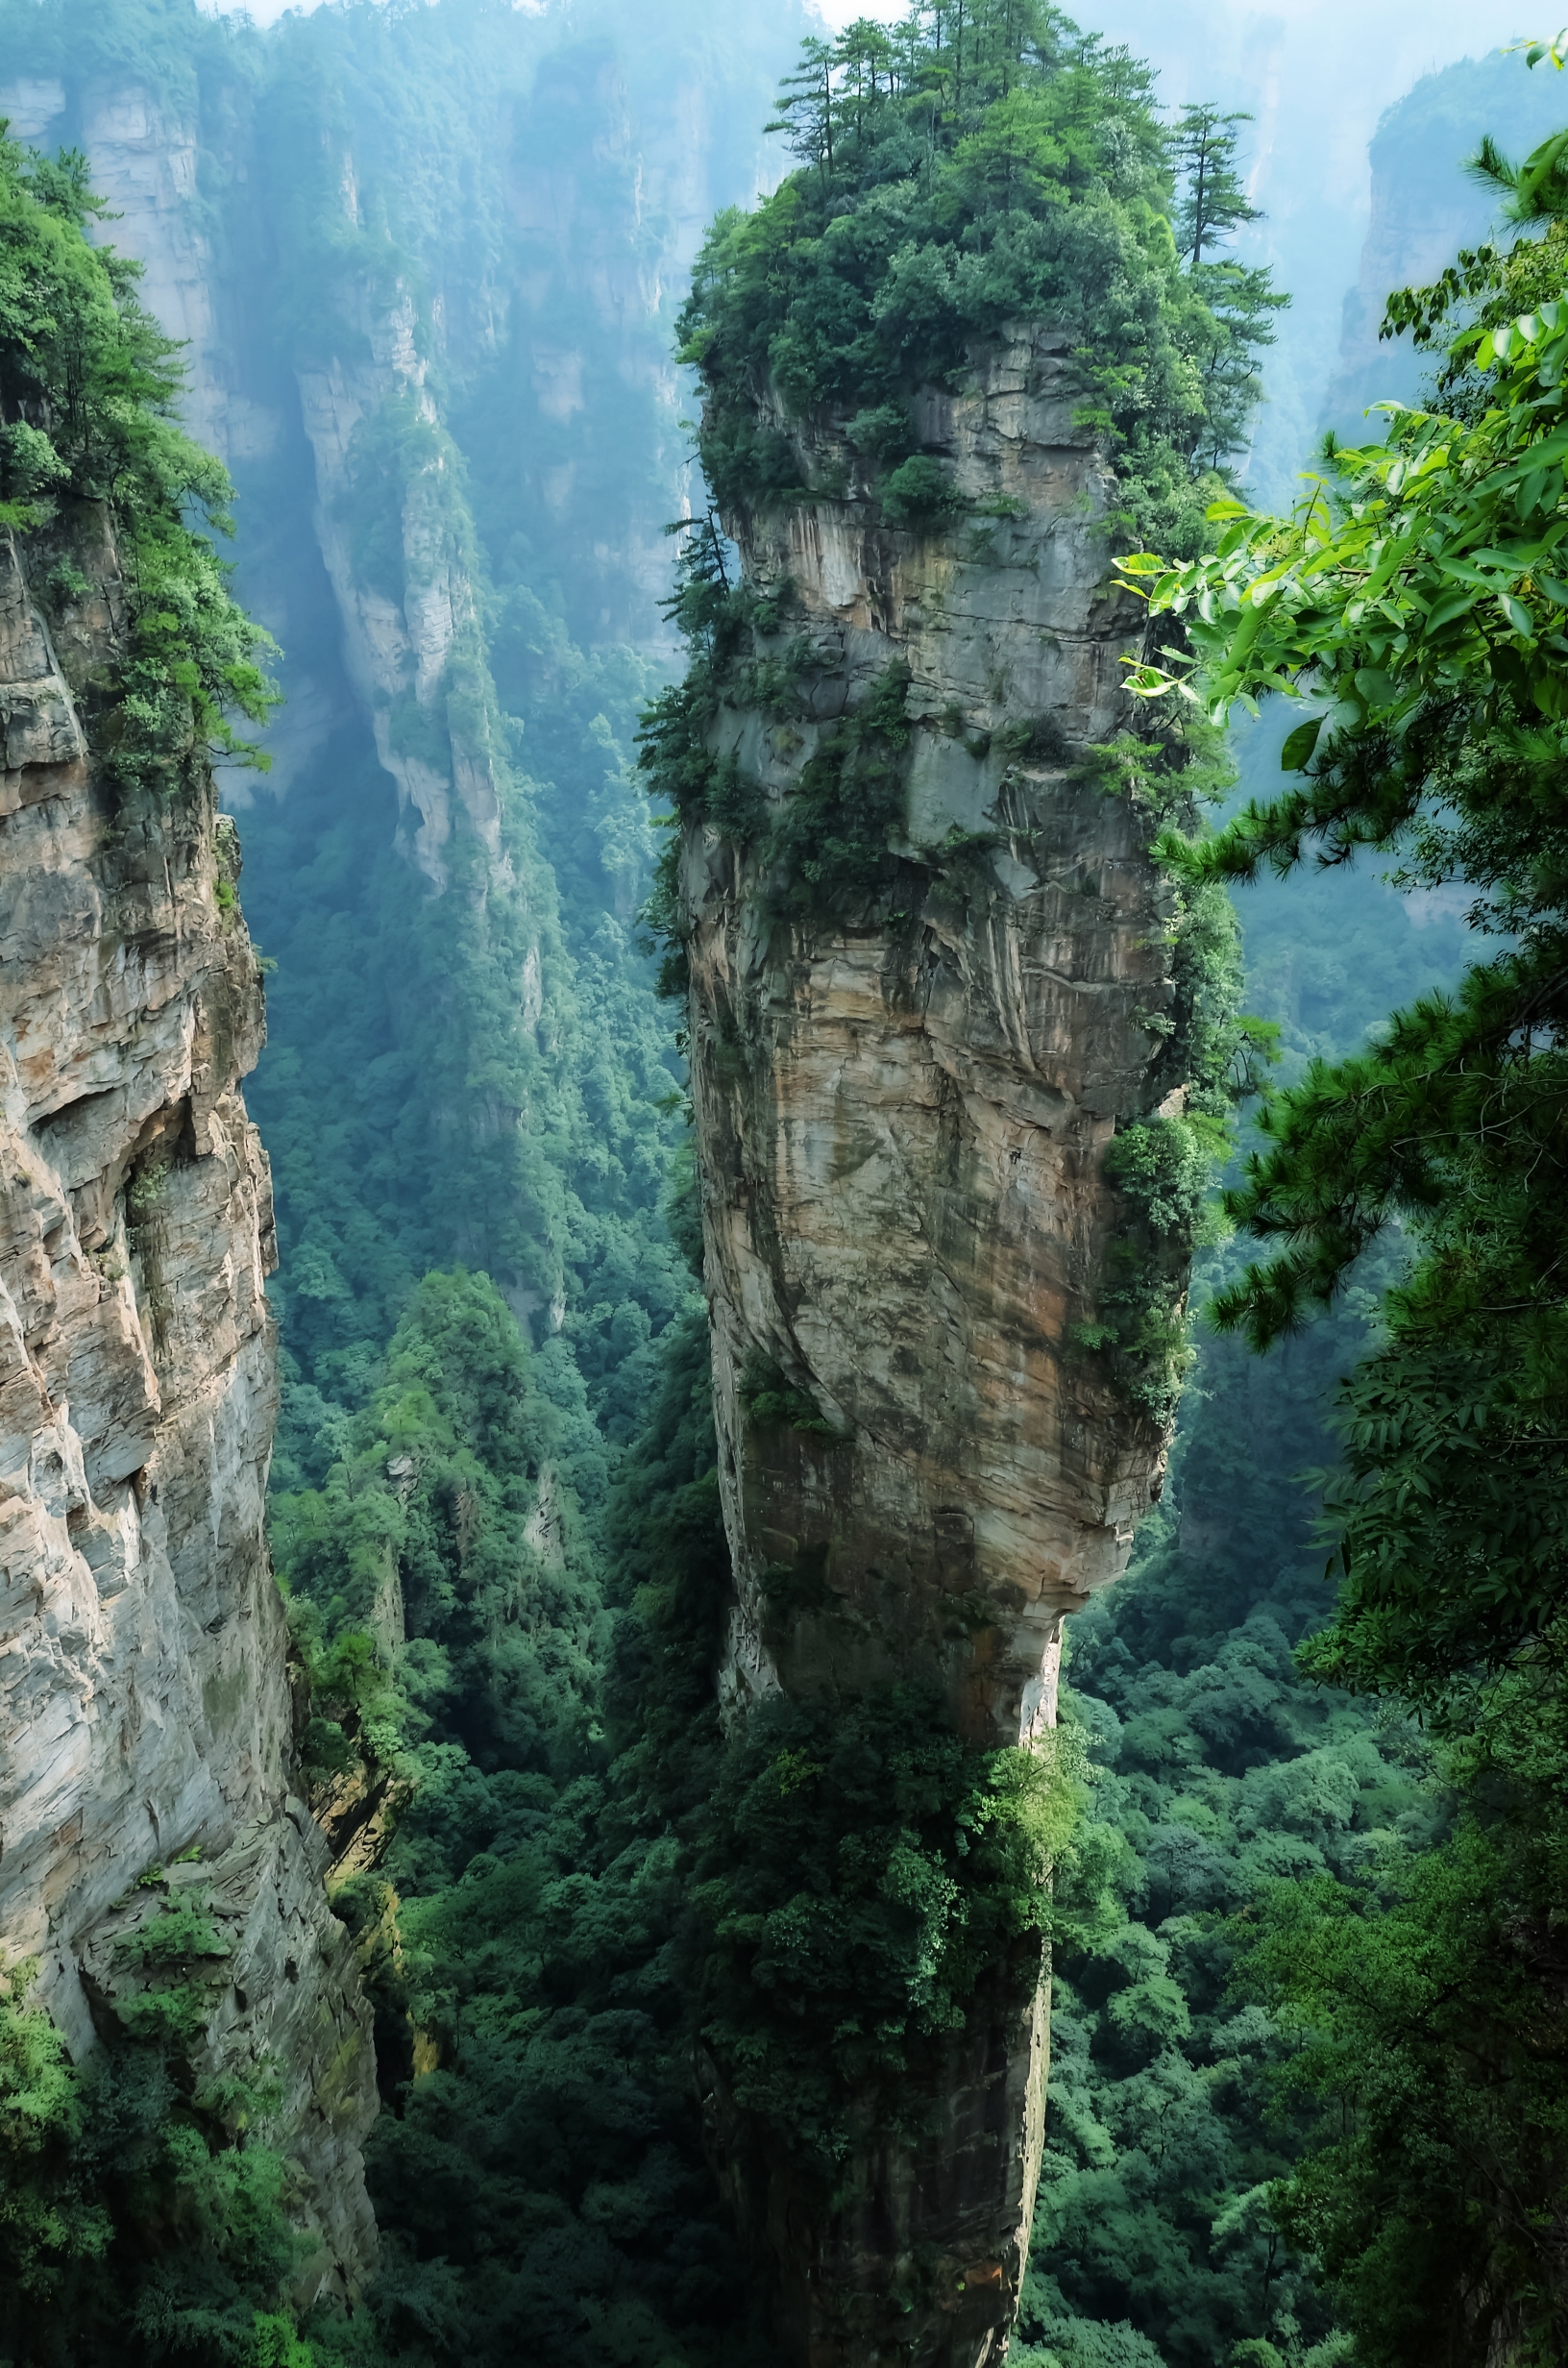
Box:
680;329;1188;2364
0;507;377;2296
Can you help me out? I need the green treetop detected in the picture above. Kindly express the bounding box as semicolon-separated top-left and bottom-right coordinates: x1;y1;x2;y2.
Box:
676;0;1285;554
1172;104;1261;266
1116;87;1568;1702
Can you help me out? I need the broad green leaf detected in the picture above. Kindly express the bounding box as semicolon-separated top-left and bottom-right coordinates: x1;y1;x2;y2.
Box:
1279;715;1325;773
1423;590;1477;634
1434;559;1495;590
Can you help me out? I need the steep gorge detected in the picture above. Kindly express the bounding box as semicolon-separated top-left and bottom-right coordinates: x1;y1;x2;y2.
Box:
0;0;808;1367
678;330;1202;2365
0;0;810;2342
0;9;1503;2366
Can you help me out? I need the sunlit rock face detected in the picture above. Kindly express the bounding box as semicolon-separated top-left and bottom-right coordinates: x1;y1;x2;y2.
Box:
682;326;1184;2365
0;512;377;2301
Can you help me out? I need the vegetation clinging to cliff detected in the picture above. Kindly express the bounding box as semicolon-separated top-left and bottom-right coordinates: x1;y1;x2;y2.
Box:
677;2;1284;552
0;1956;334;2367
642;10;1283;1384
1125;123;1568;1708
0;7;1524;2365
0;131;276;788
637;523;943;956
1068;728;1276;1427
693;1697;1101;2172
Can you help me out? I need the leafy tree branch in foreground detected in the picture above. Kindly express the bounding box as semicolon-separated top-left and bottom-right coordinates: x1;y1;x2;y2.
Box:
1116;50;1568;2365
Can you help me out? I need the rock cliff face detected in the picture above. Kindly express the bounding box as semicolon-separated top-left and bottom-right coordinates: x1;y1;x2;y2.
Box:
293;284;507;891
682;328;1185;2363
0;509;377;2296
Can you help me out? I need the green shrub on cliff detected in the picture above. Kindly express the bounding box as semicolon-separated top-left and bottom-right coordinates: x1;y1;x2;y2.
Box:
0;1959;331;2366
0;129;276;789
0;1962;110;2319
691;1692;1104;2169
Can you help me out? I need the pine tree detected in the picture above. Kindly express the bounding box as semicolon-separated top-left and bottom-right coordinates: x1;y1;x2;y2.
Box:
835;17;898;138
764;35;839;178
1173;103;1261;267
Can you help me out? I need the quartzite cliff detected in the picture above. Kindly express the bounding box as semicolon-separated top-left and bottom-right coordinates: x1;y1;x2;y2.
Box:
0;506;376;2295
683;328;1187;2365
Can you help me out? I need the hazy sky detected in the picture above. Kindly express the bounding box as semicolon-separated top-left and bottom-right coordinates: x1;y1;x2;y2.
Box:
804;1;1537;203
194;0;1551;489
194;1;1541;206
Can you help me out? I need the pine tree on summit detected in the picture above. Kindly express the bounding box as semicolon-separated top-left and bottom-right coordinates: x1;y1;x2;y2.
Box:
1173;103;1262;266
764;35;839;176
1168;106;1286;483
678;0;1286;561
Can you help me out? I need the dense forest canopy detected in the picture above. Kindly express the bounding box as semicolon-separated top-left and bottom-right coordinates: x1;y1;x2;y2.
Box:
0;3;1563;2366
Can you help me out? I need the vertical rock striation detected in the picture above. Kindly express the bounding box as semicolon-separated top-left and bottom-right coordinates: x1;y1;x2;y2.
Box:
681;328;1189;2363
0;508;377;2296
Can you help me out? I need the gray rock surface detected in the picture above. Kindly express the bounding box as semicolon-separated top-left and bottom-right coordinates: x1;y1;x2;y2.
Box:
0;513;377;2299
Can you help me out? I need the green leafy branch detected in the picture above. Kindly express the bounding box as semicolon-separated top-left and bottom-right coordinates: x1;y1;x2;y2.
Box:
1118;302;1568;734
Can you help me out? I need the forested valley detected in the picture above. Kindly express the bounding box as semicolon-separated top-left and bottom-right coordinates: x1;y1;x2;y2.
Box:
0;4;1562;2366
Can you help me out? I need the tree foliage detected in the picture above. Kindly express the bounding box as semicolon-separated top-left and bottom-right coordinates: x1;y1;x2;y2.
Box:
1171;106;1259;268
1237;1804;1568;2368
1118;160;1568;1697
0;1955;348;2368
676;1;1285;549
1113;50;1568;2361
694;1696;1095;2171
0;127;275;786
2;8;1540;2367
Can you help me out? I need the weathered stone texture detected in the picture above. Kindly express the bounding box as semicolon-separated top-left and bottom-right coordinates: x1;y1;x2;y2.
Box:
683;327;1184;2363
0;516;376;2298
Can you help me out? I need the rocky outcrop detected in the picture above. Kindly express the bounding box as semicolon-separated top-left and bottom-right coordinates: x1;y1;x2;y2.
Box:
681;327;1186;2363
0;22;806;1343
0;509;376;2297
0;75;286;475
